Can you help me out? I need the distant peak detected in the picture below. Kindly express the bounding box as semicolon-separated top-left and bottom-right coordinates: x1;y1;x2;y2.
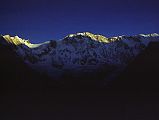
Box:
3;35;31;46
65;32;109;43
139;33;159;37
67;32;105;37
2;35;51;49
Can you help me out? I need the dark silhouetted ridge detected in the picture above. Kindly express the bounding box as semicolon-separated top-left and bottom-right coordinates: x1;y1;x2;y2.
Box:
112;42;159;91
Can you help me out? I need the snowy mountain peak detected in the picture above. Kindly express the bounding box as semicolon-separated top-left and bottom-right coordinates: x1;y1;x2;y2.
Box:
139;33;159;37
1;32;159;79
3;35;31;46
2;35;50;49
65;32;109;43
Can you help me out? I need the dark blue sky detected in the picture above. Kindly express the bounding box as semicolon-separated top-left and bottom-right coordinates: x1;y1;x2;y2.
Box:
0;0;159;43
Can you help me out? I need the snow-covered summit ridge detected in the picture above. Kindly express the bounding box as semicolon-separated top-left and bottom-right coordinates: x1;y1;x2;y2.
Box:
65;32;109;43
2;35;49;48
2;32;159;47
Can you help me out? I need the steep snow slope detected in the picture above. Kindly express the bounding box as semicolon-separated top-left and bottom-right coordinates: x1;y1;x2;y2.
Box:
1;32;159;79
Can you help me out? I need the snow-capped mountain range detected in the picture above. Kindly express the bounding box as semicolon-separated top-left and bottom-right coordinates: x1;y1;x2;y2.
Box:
1;32;159;80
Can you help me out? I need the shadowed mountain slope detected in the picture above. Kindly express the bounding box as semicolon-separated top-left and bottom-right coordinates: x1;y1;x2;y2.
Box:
1;33;159;89
0;36;60;93
111;42;159;91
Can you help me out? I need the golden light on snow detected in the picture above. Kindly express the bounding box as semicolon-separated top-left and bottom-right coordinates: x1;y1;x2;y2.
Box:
3;35;43;48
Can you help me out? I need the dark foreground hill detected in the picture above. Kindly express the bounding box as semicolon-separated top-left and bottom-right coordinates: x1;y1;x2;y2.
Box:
111;42;159;92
